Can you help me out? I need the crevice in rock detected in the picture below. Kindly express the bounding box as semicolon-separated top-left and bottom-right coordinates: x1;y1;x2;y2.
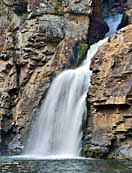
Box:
12;31;21;89
0;24;21;155
87;0;109;45
2;0;28;16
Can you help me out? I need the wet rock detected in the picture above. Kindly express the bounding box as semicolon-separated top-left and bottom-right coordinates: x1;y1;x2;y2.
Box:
117;145;132;160
87;16;109;44
91;129;113;147
83;145;108;158
8;135;24;155
111;144;132;160
14;0;28;16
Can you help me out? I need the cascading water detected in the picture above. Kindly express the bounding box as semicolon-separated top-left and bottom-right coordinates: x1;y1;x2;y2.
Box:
24;14;123;158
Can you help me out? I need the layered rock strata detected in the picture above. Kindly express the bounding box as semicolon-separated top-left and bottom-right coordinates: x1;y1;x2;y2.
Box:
0;0;95;154
83;24;132;160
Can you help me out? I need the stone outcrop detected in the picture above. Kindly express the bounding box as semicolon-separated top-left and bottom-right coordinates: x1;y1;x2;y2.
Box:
83;24;132;159
123;0;132;24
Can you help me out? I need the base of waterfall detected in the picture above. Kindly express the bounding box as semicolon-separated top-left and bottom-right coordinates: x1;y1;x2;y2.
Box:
10;154;85;160
24;13;123;158
0;157;131;173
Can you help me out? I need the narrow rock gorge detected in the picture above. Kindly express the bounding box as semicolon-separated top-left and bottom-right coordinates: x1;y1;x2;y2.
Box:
0;0;132;160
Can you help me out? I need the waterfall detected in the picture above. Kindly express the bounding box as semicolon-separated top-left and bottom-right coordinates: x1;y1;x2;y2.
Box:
24;14;123;158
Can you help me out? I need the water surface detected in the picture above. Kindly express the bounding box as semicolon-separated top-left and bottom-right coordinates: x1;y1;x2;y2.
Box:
0;157;132;173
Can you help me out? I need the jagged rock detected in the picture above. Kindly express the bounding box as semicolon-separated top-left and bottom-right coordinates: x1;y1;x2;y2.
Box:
124;0;132;24
0;0;98;154
113;145;132;160
86;146;109;158
91;129;114;147
38;15;65;42
83;24;132;159
87;0;109;44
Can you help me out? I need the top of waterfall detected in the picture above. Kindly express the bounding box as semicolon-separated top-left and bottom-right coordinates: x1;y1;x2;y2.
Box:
105;13;123;37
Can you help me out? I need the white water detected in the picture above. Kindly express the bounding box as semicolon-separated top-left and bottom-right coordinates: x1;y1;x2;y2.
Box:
24;14;123;159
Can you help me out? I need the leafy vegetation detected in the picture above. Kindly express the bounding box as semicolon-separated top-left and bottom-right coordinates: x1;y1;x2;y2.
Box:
54;0;62;15
77;42;88;65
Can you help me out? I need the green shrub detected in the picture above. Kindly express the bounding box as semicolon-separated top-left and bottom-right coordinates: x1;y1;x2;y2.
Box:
77;42;88;65
54;0;62;15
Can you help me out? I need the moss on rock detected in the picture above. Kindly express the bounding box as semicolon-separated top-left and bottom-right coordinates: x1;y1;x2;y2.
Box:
77;42;88;65
54;0;62;15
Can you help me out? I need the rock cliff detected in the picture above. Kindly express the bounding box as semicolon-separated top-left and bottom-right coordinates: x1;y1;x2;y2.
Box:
0;0;95;154
82;0;132;160
0;0;131;158
83;24;132;159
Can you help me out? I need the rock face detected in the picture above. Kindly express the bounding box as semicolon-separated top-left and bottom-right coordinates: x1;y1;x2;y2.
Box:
124;0;132;24
83;24;132;159
0;0;101;154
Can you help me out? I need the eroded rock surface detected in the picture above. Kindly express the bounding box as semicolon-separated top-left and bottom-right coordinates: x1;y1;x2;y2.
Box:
1;0;105;154
83;24;132;160
0;0;93;154
124;0;132;24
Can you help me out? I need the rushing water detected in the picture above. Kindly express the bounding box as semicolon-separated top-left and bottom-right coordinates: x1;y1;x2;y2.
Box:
24;13;123;158
25;68;88;157
0;157;132;173
0;13;127;173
